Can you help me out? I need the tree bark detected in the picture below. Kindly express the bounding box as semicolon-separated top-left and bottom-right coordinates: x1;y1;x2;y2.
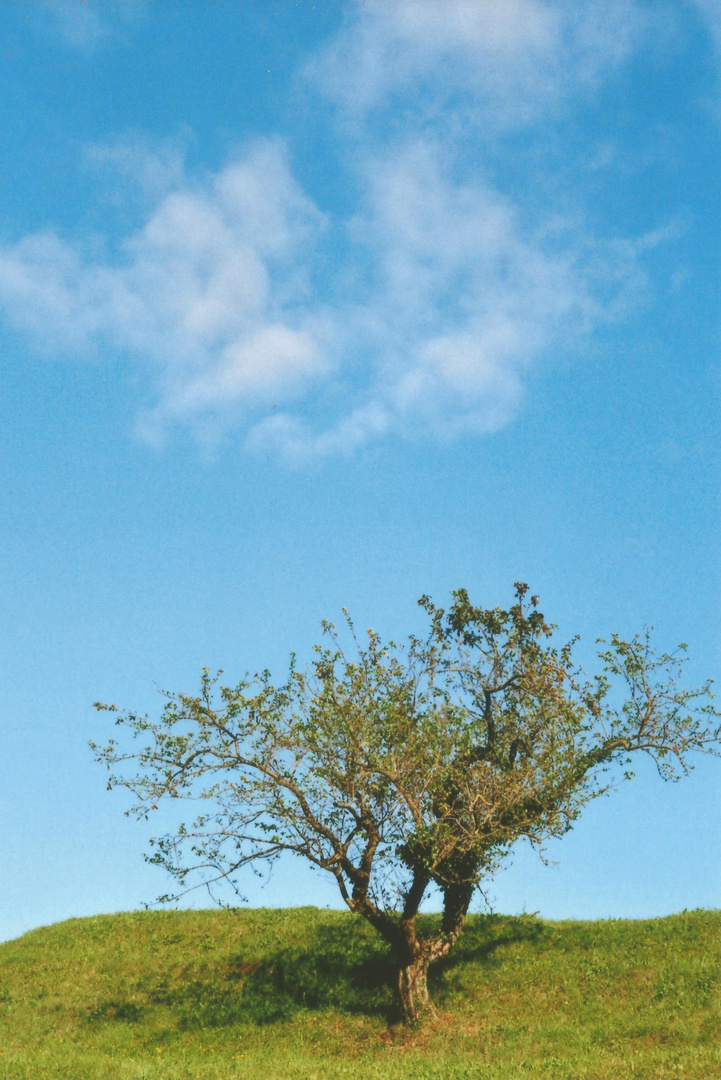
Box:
397;955;435;1023
393;880;475;1023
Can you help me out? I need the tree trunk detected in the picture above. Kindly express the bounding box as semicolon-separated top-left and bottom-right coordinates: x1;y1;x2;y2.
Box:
397;955;435;1023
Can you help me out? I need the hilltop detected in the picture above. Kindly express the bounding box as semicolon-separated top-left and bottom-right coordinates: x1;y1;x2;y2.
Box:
1;907;719;1079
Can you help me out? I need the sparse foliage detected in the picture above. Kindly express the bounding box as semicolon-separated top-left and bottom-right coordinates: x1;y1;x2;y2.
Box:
92;584;721;1021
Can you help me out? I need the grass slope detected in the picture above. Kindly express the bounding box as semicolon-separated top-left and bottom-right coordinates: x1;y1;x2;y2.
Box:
1;907;719;1079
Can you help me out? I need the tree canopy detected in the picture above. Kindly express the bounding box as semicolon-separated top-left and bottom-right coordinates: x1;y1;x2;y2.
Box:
93;584;721;1021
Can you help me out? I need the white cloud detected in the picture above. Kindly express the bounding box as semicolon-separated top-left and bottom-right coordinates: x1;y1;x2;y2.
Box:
246;402;393;464
0;140;330;442
83;134;190;203
146;324;327;427
0;2;672;464
306;0;654;128
0;134;650;462
38;0;146;51
324;142;601;436
247;138;646;464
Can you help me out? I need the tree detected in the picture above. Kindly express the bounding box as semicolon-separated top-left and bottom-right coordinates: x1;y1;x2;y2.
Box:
92;584;720;1022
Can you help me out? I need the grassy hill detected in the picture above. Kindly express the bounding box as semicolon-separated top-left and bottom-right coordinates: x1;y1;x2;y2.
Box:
1;907;719;1079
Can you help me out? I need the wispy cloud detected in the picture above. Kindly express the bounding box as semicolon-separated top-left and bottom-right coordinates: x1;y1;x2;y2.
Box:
38;0;146;51
83;132;190;204
0;135;649;462
247;136;657;464
0;140;331;444
306;0;655;131
0;1;677;463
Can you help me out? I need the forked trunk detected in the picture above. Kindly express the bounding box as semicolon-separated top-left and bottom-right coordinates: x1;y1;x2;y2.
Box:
397;956;435;1023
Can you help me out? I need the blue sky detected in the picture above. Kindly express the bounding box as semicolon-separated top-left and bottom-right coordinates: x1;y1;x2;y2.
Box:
0;0;719;943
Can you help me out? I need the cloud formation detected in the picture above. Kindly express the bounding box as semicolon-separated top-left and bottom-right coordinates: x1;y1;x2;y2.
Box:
0;0;676;463
38;0;146;50
0;141;331;445
0;133;644;462
307;0;653;130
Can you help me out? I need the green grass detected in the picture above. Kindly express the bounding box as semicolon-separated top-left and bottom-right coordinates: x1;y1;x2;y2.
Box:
1;906;719;1079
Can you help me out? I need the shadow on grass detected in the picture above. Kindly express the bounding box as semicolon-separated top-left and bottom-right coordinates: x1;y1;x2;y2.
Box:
179;920;400;1027
86;1000;144;1023
447;913;545;967
85;914;544;1029
430;912;545;992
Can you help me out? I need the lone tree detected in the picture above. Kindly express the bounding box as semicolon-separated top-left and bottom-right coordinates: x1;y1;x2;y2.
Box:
93;584;720;1022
